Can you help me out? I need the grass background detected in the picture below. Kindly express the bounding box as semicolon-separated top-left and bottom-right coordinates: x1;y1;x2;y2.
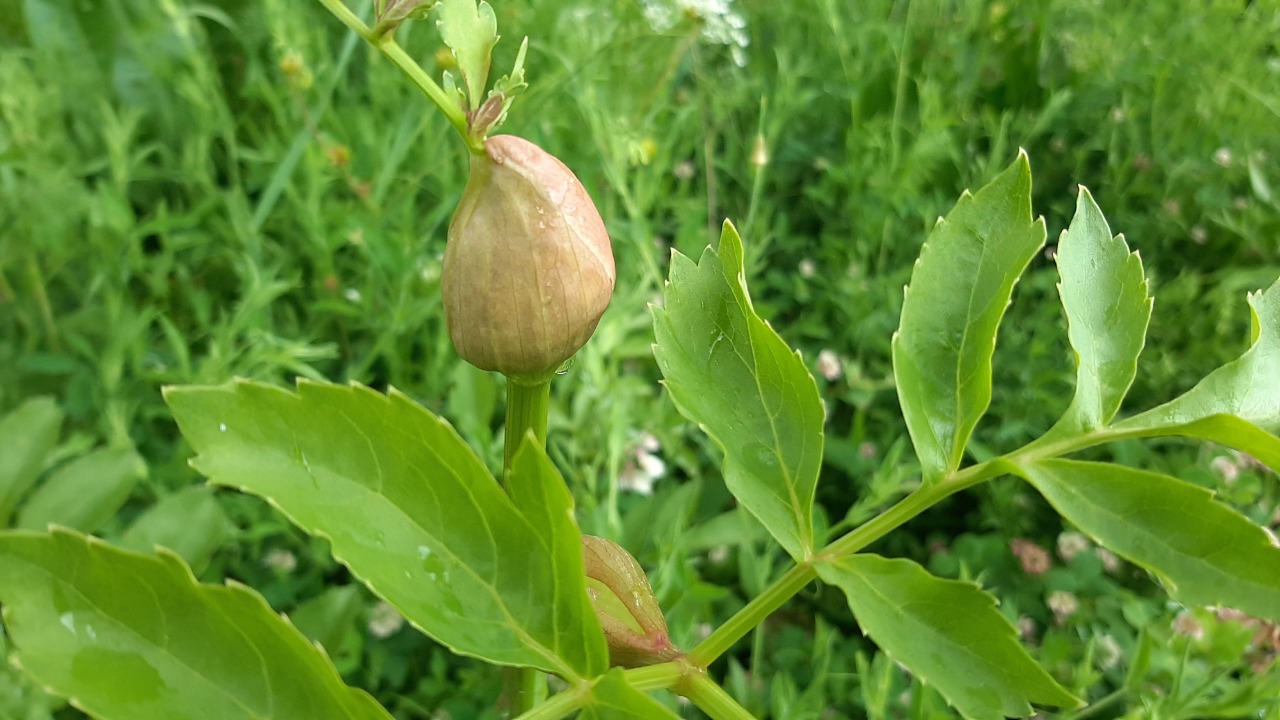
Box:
2;0;1279;717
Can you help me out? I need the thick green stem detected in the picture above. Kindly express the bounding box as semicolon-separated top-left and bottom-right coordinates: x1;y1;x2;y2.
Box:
504;379;551;478
314;0;483;154
500;377;552;713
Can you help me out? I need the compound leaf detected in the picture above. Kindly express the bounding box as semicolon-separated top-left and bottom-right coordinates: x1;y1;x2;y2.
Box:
1016;459;1280;623
164;380;600;679
0;528;390;720
653;221;823;561
1049;186;1151;435
1115;278;1280;469
817;554;1080;720
893;152;1046;483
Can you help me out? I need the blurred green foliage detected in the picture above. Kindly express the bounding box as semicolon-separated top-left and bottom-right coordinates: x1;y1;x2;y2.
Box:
1;0;1277;716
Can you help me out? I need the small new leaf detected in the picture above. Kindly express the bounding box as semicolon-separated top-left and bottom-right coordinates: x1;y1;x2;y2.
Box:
817;554;1080;720
1048;186;1151;435
1115;277;1280;469
478;36;528;133
0;528;391;719
893;152;1046;483
1016;459;1280;623
653;221;823;561
436;0;497;110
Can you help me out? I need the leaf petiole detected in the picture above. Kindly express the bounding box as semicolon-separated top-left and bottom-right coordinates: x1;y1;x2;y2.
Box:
677;671;757;720
314;0;484;154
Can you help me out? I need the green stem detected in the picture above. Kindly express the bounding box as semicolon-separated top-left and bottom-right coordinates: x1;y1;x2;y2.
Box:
690;457;1011;667
512;684;586;720
821;458;1008;560
500;376;552;713
622;662;684;691
513;664;685;720
504;379;551;478
678;671;757;720
689;560;815;666
314;0;482;154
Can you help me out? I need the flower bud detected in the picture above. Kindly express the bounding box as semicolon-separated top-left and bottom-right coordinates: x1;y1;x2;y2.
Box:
443;135;615;381
582;535;682;668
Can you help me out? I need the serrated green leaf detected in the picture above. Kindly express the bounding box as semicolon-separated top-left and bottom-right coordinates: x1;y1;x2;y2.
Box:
1049;186;1152;434
436;0;497;109
164;380;600;679
1114;278;1280;466
16;447;144;534
0;397;63;526
482;35;528;131
578;669;680;719
652;221;823;561
0;528;390;719
121;486;234;574
508;436;608;677
892;153;1046;483
816;554;1080;720
1015;459;1280;623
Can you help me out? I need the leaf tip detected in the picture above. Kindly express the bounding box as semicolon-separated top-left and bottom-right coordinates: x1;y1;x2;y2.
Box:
1014;146;1032;171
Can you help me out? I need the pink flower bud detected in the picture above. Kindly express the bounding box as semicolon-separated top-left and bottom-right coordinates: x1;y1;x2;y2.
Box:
582;535;682;668
443;135;615;381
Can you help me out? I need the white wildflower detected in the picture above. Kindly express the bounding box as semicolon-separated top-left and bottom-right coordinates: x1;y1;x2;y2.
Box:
1172;611;1204;641
1210;455;1240;484
1056;531;1091;562
618;433;667;495
1017;615;1037;641
1097;547;1122;574
1096;634;1122;670
368;601;405;638
641;0;750;67
263;548;297;574
1047;591;1079;624
816;349;842;382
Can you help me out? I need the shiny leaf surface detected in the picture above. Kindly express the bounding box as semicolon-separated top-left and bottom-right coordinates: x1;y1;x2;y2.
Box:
817;554;1080;720
653;221;823;561
165;380;600;678
893;153;1045;482
0;528;390;720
